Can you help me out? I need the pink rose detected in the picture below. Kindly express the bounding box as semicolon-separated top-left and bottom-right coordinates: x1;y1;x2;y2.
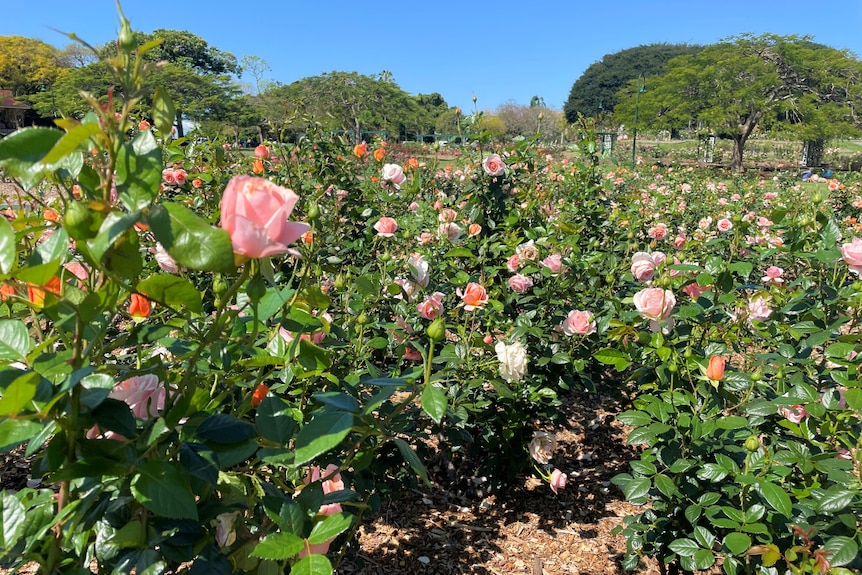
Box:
841;237;862;275
648;223;668;240
438;208;458;223
437;222;462;242
508;274;534;293
762;265;784;284
173;169;188;185
162;168;177;185
417;292;444;320
219;176;310;259
381;163;407;187
110;374;166;419
630;252;657;282
549;468;567;495
540;254;563;274
673;234;687;249
682;282;710;299
748;295;772;321
373;217;398;237
407;253;430;287
717;218;733;232
149;243;179;274
780;405;808;424
482;153;507;177
506;253;521;272
633;287;676;333
561;309;596;336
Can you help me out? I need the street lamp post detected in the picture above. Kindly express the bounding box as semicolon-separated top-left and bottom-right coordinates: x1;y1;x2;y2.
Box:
631;73;645;169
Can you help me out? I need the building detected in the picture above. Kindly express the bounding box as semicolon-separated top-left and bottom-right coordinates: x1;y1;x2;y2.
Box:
0;90;30;136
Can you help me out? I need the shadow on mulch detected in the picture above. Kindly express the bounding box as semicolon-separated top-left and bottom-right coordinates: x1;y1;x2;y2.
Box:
336;389;644;575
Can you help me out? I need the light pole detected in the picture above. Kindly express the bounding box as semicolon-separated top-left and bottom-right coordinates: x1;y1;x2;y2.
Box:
631;73;645;169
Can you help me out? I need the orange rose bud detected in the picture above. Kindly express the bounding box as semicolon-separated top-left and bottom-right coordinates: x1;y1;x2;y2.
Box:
44;209;61;222
373;148;385;162
253;159;265;174
406;157;419;169
254;144;270;159
706;355;725;381
139;120;151;131
129;293;152;318
251;383;269;407
353;142;367;158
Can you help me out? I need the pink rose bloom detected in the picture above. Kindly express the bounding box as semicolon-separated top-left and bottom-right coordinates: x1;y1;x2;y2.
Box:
438;208;458;223
506;253;521;273
780;405;808;424
630;252;657;282
418;232;435;245
482;153;507;177
110;374;166;419
381;163;407;187
633;288;676;333
748;295;773;321
508;274;534;293
757;216;773;227
561;309;596;336
458;282;488;310
373;217;398;237
717;218;733;232
417;292;444;320
173;169;188;186
540;254;563;274
305;463;347;517
149;243;179;274
219;176;310;259
550;468;567;495
682;282;710;299
762;265;784;284
840;237;862;275
648;223;668;240
162;168;177;185
437;222;462;242
673;234;687;249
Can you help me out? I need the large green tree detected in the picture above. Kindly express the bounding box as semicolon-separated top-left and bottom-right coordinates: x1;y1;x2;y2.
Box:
0;36;61;97
563;43;701;123
618;34;862;169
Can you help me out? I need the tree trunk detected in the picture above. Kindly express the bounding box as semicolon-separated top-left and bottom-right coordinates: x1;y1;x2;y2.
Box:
731;136;745;171
175;110;184;139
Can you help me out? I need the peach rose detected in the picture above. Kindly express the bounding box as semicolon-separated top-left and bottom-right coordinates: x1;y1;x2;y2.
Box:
508;274;533;294
219;176;310;259
633;287;676;332
457;282;488;310
417;292;444;320
110;374;166;419
482;153;506;177
630;252;656;282
550;468;567;494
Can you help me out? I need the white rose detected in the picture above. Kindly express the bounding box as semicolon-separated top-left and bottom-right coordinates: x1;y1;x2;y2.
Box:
495;340;527;383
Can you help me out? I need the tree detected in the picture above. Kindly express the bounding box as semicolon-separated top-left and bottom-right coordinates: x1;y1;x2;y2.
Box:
239;55;270;95
56;43;98;68
0;36;61;96
563;43;701;123
620;34;862;169
495;100;562;140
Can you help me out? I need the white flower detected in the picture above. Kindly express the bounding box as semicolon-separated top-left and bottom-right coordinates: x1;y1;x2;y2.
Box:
407;253;430;288
495;340;528;383
528;431;557;464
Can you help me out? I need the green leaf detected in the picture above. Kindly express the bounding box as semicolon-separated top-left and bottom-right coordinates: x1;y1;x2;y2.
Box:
130;460;198;520
0;217;16;275
147;202;235;273
137;274;202;314
654;474;677;498
818;486;855;513
617;410;652;426
293;411;353;466
626;427;656;446
723;532;751;555
41;122;100;165
755;480;791;516
823;536;858;567
0;371;38;416
251;531;304;560
256;396;297;444
622;477;650;502
421;384;446;424
0;127;63;189
393;438;430;485
92;398;137;438
593;348;631;370
844;388;862;410
290;553;332;575
308;512;352;545
0;492;26;549
0;320;31;362
668;537;700;557
196;414;255;443
0;419;42;452
116;130;162;212
693;549;715;570
87;210;140;261
152;87;176;135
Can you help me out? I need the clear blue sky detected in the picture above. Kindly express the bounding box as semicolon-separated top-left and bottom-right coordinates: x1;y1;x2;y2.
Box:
3;0;862;112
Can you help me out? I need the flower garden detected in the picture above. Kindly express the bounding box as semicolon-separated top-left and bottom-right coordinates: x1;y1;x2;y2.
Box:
1;14;862;575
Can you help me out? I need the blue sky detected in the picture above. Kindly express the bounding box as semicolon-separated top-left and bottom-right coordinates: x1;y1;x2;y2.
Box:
3;1;862;112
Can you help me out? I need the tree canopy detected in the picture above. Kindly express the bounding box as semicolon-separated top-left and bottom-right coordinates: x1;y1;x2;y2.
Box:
563;43;702;123
0;36;62;97
615;34;862;169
